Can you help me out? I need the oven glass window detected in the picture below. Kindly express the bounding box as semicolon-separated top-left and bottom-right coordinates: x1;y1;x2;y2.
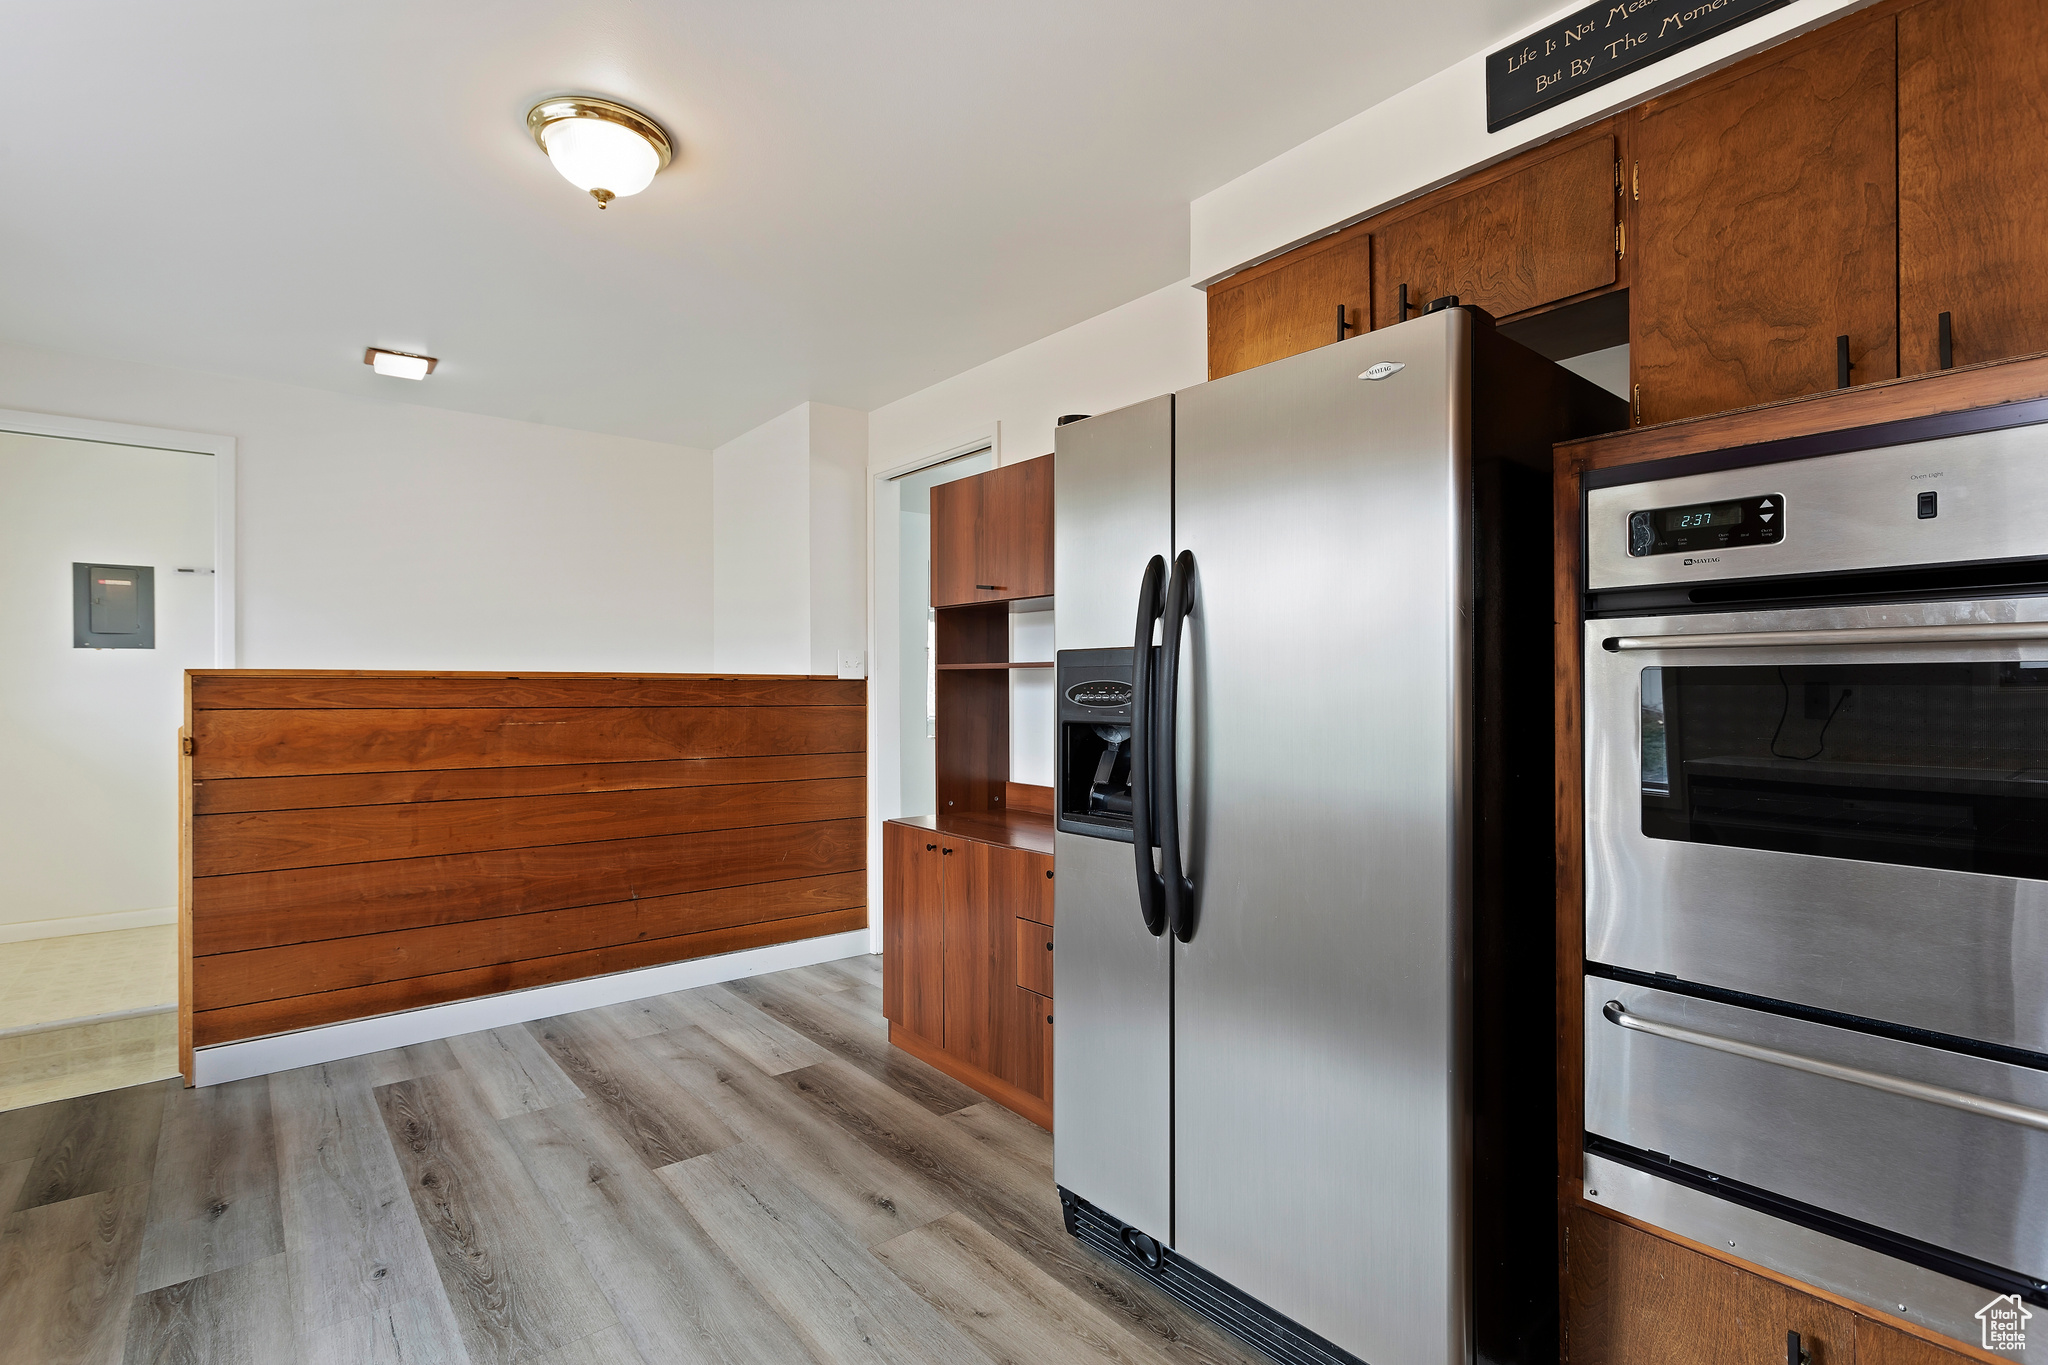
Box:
1641;662;2048;878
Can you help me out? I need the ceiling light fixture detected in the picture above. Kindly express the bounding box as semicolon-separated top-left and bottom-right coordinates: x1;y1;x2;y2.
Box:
364;347;437;380
526;97;673;208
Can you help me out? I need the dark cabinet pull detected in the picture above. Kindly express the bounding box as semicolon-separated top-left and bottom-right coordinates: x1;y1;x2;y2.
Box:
1787;1330;1810;1365
1396;283;1411;321
1045;940;1054;951
1158;550;1198;943
1130;554;1168;937
941;847;953;856
975;584;1003;591
925;842;936;851
1044;868;1053;879
1836;335;1852;389
1939;311;1955;370
1336;304;1355;342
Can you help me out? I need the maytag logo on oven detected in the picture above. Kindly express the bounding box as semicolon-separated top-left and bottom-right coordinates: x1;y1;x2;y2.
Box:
1682;556;1721;567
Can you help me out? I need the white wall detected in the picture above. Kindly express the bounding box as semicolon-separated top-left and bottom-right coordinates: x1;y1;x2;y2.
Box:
1190;0;1878;283
0;342;714;673
0;434;214;932
712;401;869;675
0;341;713;936
712;405;811;672
869;280;1207;477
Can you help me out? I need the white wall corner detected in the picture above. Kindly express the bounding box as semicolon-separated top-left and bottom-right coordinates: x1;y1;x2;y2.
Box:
806;403;870;677
711;401;872;678
712;404;813;673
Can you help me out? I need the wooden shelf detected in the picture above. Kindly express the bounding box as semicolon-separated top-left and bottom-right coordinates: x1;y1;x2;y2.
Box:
936;661;1054;671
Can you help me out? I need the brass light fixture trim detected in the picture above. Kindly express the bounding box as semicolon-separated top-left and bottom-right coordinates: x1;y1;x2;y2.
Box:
525;96;673;207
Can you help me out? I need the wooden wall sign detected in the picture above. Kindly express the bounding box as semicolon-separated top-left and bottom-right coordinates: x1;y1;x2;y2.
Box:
1486;0;1787;132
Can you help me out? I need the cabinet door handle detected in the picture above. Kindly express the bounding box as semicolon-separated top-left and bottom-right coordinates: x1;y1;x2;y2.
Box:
1939;311;1955;370
1788;1330;1810;1365
976;584;1003;591
925;843;936;851
1835;335;1852;389
1336;304;1355;342
941;847;953;856
1396;283;1411;321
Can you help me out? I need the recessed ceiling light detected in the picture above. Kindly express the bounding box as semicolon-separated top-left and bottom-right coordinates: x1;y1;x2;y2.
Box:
526;96;673;208
364;347;436;380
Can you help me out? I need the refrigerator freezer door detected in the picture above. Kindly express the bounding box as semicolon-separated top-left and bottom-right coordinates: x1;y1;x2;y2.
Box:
1053;395;1175;1240
1054;396;1174;652
1169;310;1472;1363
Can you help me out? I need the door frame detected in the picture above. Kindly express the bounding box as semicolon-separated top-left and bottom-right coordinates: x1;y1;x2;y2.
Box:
0;407;238;666
866;423;1002;950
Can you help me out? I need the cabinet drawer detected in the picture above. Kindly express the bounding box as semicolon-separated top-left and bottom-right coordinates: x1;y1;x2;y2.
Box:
1016;918;1054;996
1585;979;2048;1283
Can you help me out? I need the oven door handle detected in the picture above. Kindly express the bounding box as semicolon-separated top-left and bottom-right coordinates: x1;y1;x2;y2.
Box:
1604;621;2048;652
1602;1001;2048;1133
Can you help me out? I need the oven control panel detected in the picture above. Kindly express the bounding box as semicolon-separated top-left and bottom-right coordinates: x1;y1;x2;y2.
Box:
1627;494;1784;557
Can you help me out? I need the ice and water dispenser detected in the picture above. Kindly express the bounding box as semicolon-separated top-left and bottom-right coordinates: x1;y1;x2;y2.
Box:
1056;648;1140;840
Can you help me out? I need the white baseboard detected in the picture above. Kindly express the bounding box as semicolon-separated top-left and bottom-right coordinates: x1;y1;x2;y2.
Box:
192;929;872;1087
0;907;177;944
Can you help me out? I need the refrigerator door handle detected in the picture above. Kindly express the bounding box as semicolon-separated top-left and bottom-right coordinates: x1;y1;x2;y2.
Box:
1130;554;1168;936
1158;549;1197;942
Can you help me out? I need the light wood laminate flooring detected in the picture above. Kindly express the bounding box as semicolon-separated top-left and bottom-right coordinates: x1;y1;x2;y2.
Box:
0;955;1263;1365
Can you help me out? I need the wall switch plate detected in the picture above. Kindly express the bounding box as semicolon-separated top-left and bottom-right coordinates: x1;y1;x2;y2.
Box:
836;650;866;680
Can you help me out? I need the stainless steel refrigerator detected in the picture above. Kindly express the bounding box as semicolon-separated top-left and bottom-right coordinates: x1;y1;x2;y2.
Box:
1051;307;1625;1365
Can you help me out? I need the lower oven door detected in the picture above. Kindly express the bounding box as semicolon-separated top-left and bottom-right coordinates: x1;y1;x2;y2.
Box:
1585;978;2048;1288
1585;596;2048;1051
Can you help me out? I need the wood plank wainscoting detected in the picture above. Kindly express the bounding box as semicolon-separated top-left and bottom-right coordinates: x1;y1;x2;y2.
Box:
178;671;867;1078
1553;353;2048;1362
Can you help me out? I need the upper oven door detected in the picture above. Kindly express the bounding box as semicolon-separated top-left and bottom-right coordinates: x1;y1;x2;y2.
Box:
1585;596;2048;1053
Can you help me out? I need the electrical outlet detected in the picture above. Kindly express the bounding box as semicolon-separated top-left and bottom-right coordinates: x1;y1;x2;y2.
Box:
836;650;866;680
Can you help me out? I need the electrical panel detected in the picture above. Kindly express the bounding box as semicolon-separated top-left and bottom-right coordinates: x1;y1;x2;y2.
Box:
73;563;155;648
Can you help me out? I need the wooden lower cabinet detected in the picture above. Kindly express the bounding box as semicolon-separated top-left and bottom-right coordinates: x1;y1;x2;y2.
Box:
1566;1208;1985;1365
1568;1209;1854;1364
881;822;944;1046
881;818;1053;1126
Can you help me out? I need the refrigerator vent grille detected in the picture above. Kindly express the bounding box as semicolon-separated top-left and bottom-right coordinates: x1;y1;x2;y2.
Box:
1058;1188;1365;1365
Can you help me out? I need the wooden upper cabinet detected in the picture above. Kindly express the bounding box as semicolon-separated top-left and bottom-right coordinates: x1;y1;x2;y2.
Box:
1899;0;2048;375
931;455;1053;607
930;473;983;609
980;456;1053;601
1630;12;1898;426
1372;132;1619;328
1207;226;1372;380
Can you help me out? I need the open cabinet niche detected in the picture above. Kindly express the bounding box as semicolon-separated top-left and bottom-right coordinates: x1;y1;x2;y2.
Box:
930;453;1055;819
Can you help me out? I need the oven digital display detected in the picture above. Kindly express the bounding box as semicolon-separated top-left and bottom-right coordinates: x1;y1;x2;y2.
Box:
1629;494;1783;557
1663;503;1743;531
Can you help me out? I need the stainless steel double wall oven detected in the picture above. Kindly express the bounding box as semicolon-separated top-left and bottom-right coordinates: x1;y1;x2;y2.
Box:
1580;413;2048;1346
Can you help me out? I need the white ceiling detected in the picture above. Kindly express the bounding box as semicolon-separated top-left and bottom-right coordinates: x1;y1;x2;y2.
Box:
4;1;1557;448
